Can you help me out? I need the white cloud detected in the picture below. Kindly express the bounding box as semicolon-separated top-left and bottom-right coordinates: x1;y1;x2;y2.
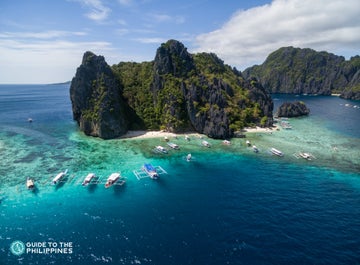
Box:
0;30;87;39
149;13;185;24
194;0;360;70
0;38;115;83
75;0;111;22
134;37;166;44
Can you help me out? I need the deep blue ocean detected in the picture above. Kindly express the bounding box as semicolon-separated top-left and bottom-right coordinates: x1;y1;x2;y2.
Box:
0;84;359;265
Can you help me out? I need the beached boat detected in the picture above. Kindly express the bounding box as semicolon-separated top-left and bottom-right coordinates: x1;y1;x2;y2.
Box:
246;140;251;146
164;136;169;142
223;140;231;145
186;153;192;162
105;173;122;188
143;163;159;179
167;142;180;149
252;145;259;153
201;140;211;148
155;145;168;154
270;148;284;157
82;173;96;186
52;169;68;185
185;135;190;141
26;177;35;189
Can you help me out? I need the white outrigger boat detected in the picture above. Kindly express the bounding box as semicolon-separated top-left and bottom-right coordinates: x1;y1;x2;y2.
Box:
201;140;211;148
154;145;168;154
222;140;231;145
186;153;192;162
252;145;259;153
26;177;35;189
143;163;159;179
167;142;180;150
52;169;68;185
185;135;190;141
246;140;251;147
270;148;284;157
82;173;96;186
105;173;124;188
294;152;316;161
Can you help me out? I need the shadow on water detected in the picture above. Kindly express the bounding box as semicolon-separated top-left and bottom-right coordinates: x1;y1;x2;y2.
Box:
30;186;39;195
87;183;98;193
113;183;127;197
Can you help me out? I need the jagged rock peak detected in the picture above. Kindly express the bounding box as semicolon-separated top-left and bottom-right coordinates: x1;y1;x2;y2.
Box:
153;39;195;77
277;101;310;117
70;51;128;139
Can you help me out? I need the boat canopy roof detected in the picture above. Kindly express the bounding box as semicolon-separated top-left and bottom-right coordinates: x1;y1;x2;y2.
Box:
144;163;156;172
108;173;120;181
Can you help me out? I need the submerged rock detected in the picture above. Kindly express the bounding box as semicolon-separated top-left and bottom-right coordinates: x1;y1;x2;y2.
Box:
277;101;310;117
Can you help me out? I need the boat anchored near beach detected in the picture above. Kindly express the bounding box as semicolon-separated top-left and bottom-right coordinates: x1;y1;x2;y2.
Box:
105;173;125;188
26;177;35;189
52;169;68;185
167;142;180;150
293;152;316;161
186;153;192;162
201;140;211;148
270;148;284;157
133;164;168;180
154;145;168;154
82;173;96;186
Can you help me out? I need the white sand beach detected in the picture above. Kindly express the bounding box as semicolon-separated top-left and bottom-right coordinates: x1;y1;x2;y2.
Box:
121;130;204;140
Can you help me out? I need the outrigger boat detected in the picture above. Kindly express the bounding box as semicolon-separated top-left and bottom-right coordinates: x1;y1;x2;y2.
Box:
155;145;168;154
82;173;96;186
201;140;211;148
52;169;68;185
294;152;316;161
222;140;231;145
252;145;259;153
185;135;190;141
270;148;284;157
105;173;123;188
143;163;159;179
26;177;35;189
186;153;192;162
167;142;180;149
246;140;251;147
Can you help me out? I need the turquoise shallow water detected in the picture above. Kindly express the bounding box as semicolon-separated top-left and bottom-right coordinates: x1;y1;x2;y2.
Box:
0;84;360;264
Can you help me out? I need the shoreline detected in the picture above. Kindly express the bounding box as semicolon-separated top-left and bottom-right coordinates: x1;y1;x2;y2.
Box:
120;125;278;140
120;130;204;140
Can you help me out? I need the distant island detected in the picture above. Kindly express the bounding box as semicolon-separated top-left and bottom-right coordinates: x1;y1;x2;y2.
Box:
70;40;273;139
243;46;360;100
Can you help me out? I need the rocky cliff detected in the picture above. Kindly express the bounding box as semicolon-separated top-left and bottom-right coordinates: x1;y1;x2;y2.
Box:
70;51;128;139
243;47;360;100
70;40;274;139
276;101;310;117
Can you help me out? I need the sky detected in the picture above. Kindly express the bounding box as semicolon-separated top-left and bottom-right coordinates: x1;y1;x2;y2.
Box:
0;0;359;84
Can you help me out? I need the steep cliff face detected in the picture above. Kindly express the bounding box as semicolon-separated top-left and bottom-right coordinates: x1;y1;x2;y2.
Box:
71;40;274;139
243;47;360;98
70;51;128;139
276;101;310;117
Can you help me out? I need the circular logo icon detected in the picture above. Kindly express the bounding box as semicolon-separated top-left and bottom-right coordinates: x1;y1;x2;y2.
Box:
10;240;25;256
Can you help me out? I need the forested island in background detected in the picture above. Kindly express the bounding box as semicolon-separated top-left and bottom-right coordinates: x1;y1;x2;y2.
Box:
243;46;360;100
70;40;359;140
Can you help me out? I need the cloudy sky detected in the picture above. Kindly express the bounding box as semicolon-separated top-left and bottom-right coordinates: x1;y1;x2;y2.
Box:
1;0;359;83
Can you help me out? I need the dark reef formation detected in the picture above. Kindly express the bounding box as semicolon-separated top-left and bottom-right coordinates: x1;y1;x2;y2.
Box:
243;47;360;100
276;101;310;118
70;40;273;139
